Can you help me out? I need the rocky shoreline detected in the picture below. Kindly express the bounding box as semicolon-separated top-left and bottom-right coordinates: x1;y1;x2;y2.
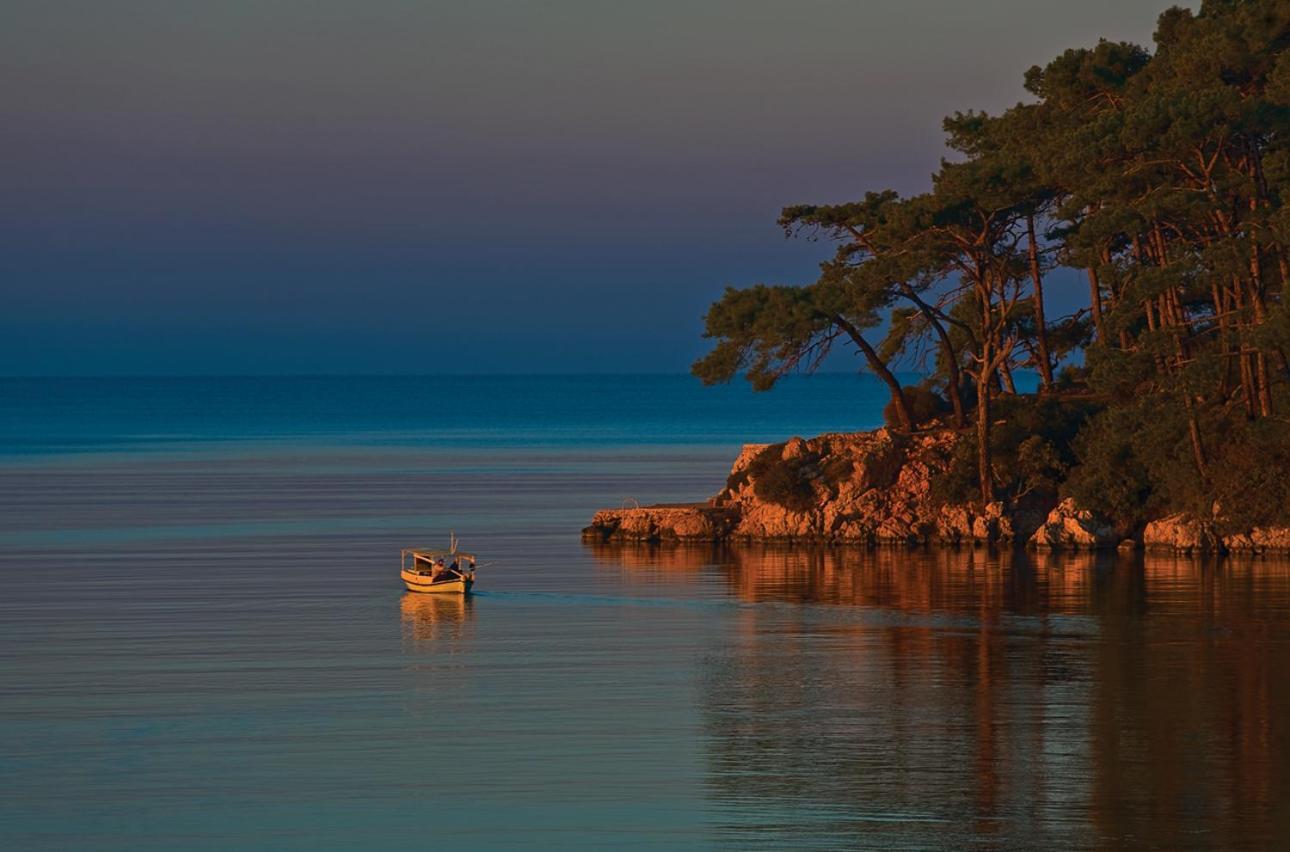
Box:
582;428;1290;555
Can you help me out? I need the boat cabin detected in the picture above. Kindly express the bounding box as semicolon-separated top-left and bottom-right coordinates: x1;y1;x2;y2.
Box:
400;547;477;594
402;548;477;575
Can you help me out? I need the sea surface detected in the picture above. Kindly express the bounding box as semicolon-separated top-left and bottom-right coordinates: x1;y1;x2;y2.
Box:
2;375;1289;850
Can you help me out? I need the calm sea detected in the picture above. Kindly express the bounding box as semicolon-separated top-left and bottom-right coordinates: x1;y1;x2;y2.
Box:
2;375;1288;850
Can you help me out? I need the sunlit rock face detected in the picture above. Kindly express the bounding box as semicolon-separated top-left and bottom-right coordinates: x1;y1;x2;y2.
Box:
1224;526;1290;553
728;442;771;477
730;500;819;540
716;429;960;543
585;428;1046;546
585;505;737;543
1143;514;1215;552
1028;498;1119;550
934;501;1012;545
584;427;1290;551
1140;515;1290;554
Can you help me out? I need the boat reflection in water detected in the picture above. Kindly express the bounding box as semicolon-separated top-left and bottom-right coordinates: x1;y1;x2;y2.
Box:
400;591;474;645
586;540;1290;849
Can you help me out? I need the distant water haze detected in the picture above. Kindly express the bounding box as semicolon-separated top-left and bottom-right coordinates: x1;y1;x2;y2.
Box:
3;0;1176;375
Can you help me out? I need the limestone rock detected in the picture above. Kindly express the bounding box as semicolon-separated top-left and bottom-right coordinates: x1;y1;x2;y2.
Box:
728;443;770;480
1143;513;1219;553
834;518;876;544
582;505;736;543
588;426;1049;547
931;501;1016;544
587;426;1290;552
1222;526;1290;553
936;504;974;544
731;501;818;540
781;437;810;461
1028;498;1118;550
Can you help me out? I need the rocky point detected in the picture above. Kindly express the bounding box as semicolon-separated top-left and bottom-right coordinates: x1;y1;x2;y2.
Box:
583;427;1290;554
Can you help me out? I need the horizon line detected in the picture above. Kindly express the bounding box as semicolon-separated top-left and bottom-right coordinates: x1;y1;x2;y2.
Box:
0;370;899;380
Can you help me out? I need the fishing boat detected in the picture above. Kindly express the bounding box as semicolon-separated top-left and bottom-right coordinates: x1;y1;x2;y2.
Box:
400;536;477;594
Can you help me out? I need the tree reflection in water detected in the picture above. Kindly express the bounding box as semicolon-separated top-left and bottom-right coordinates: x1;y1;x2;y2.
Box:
587;541;1290;849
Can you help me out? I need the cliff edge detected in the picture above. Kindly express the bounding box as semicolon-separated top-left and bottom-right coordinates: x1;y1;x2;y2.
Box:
585;428;1045;547
583;427;1290;554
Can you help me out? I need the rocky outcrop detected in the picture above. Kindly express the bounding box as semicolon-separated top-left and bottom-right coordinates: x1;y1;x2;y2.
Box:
721;429;966;543
1028;498;1119;550
935;501;1013;545
1143;514;1218;553
584;428;1050;546
585;504;737;543
1223;526;1290;553
1141;513;1290;554
583;426;1290;554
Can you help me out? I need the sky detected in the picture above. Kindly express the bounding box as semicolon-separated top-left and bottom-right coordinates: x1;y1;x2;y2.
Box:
2;0;1179;375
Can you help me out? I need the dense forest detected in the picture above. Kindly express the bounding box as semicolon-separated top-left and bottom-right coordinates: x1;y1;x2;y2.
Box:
695;0;1290;533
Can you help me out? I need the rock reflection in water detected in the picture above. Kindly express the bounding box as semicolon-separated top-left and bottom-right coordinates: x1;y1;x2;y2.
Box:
587;541;1290;849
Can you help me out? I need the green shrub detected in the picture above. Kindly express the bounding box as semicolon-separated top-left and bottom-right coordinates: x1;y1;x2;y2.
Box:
819;455;856;489
1063;394;1222;526
751;460;817;513
1204;417;1290;533
930;395;1099;506
1063;404;1159;526
726;441;829;514
930;437;979;505
882;384;950;430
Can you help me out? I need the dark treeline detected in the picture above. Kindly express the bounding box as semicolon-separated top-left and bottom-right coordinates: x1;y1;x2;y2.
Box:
695;0;1290;532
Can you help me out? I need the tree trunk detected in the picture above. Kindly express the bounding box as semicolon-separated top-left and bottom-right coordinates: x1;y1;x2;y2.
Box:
1182;391;1208;485
1233;280;1257;417
902;288;967;428
1274;348;1290;381
834;315;914;432
945;370;967;429
1255;352;1273;417
973;267;999;506
977;369;994;505
999;359;1018;394
1213;282;1232;397
1143;299;1168;376
1026;213;1055;388
1240;348;1258;418
1087;266;1108;346
1247;252;1274;417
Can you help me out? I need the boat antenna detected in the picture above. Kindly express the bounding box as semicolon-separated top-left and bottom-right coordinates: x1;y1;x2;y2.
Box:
450;530;457;555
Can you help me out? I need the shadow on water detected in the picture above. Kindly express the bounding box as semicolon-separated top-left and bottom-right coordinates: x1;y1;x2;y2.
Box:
585;540;1290;849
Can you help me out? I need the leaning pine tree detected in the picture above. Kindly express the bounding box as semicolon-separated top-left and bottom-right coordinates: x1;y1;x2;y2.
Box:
694;0;1290;528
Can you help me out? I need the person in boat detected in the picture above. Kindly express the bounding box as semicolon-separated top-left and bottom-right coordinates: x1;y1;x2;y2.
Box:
448;558;459;574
